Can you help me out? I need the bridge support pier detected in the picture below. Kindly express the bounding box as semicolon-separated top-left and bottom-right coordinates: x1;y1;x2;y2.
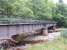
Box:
43;27;48;36
53;25;56;32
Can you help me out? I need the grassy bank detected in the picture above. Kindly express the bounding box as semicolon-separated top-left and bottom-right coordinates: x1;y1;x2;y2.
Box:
28;37;67;50
28;30;67;50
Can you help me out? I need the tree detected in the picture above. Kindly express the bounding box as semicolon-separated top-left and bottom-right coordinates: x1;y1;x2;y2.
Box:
0;0;67;27
0;0;56;19
0;0;34;18
32;0;55;20
52;1;67;27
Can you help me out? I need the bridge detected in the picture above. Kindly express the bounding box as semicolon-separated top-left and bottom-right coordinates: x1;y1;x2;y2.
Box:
0;20;57;38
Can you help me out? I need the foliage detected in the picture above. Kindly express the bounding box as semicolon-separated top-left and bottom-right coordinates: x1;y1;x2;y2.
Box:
0;0;67;27
28;37;67;50
52;3;67;27
27;30;67;50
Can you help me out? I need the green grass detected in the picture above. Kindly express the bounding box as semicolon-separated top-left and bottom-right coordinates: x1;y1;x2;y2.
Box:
28;37;67;50
28;30;67;50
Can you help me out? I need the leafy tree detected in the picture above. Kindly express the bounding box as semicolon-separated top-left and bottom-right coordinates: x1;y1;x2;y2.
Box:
0;0;67;27
32;0;55;20
52;1;67;27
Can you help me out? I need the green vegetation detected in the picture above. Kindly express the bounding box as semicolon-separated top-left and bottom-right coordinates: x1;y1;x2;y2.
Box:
0;0;67;27
28;30;67;50
28;38;67;50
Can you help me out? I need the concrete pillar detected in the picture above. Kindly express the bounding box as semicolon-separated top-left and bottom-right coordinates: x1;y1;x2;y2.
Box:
7;25;10;38
53;25;56;32
43;27;48;36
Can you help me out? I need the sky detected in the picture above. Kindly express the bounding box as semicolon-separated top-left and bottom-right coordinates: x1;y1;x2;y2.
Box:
54;0;67;4
63;0;67;4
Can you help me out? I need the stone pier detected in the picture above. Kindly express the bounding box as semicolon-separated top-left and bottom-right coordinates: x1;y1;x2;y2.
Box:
43;27;48;36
